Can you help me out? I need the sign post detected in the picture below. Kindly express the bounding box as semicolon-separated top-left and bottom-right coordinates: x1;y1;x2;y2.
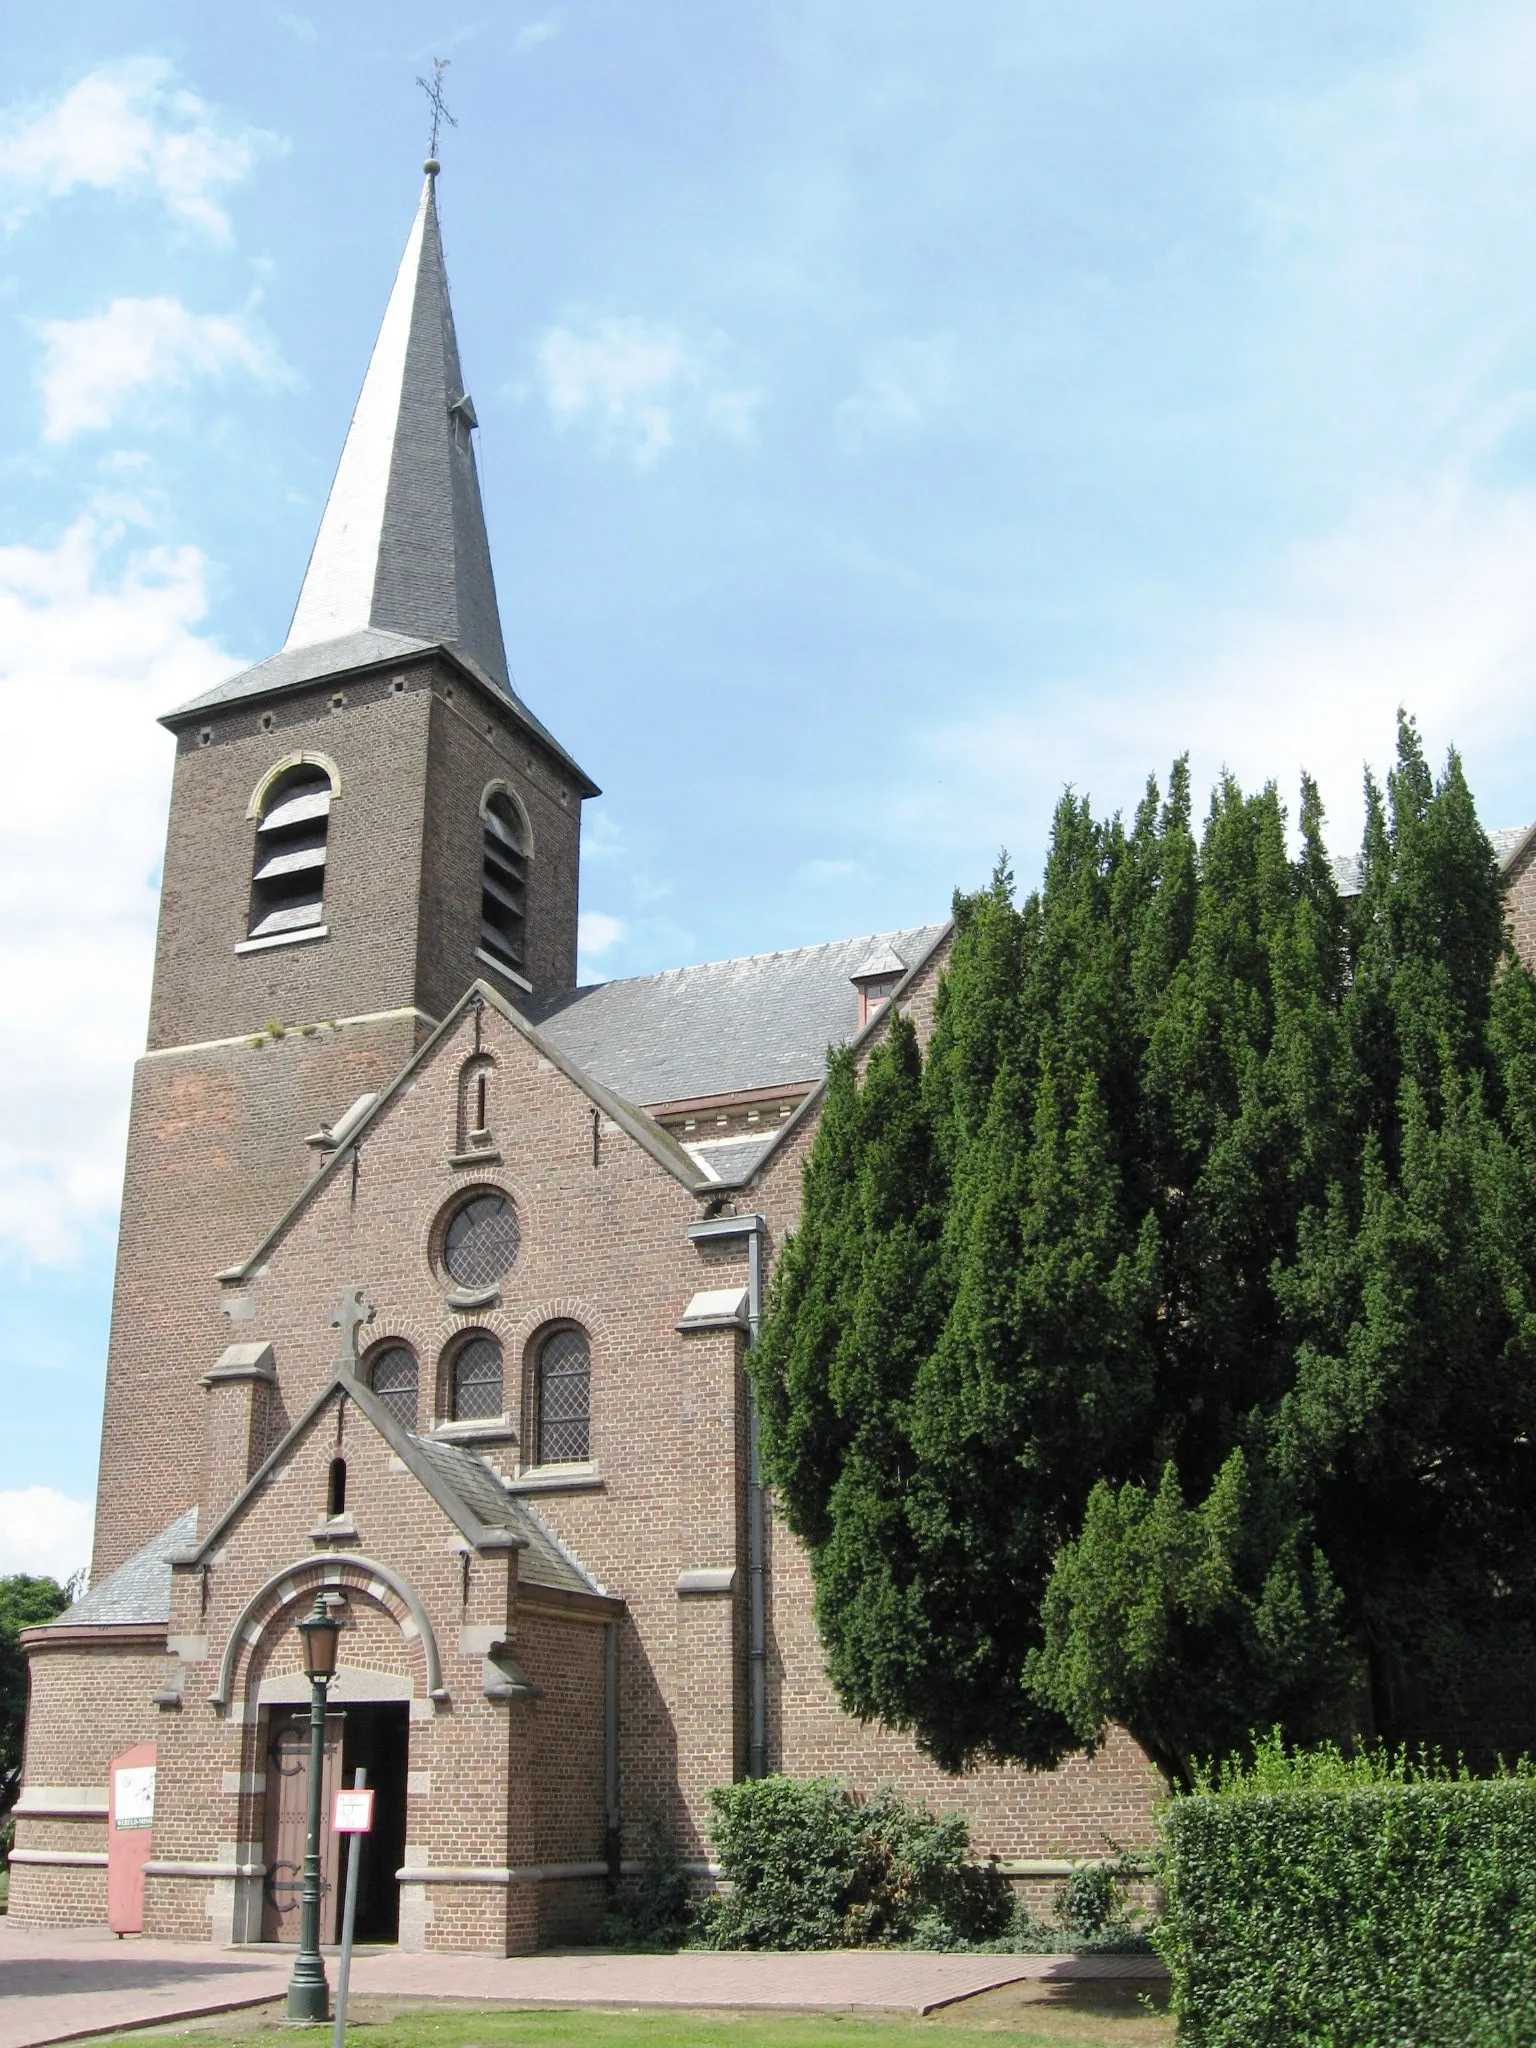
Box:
331;1770;373;2048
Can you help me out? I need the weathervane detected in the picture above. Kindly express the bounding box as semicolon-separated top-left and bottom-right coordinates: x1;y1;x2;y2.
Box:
417;57;457;171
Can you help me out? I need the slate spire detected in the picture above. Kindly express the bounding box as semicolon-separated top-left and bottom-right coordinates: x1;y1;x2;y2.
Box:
284;169;510;688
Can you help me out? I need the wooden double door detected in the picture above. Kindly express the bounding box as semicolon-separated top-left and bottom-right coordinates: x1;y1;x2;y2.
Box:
261;1702;411;1945
261;1709;345;1945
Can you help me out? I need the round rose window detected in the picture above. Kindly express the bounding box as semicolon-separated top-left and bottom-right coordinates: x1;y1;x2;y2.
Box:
443;1192;521;1287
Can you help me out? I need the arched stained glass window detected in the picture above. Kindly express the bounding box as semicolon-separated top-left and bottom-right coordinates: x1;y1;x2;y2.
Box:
537;1327;590;1464
369;1345;419;1429
452;1334;503;1421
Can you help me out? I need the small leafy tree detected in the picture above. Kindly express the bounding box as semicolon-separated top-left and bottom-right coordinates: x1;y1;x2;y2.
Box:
752;716;1536;1784
1;1575;71;1816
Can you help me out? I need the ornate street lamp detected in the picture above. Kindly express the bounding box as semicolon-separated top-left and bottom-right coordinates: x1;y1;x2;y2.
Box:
286;1593;344;2021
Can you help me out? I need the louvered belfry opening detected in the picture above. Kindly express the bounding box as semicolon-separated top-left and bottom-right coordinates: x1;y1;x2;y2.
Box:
480;792;529;975
249;765;332;939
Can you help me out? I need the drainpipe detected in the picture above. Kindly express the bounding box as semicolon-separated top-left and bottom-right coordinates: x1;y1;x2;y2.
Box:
686;1211;769;1779
745;1219;767;1781
603;1619;621;1882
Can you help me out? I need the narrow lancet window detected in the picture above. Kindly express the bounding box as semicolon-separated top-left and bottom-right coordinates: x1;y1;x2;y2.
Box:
327;1457;347;1517
457;1055;495;1151
250;765;332;939
480;791;529;977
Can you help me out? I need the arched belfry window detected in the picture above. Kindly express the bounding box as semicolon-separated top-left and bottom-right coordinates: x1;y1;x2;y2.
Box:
480;789;530;978
249;763;332;940
536;1326;591;1464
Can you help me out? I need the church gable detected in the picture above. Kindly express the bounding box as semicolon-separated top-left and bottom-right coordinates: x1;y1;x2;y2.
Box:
204;982;725;1510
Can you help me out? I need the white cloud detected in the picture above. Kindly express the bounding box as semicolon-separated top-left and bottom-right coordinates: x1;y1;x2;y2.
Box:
838;334;955;444
0;58;273;240
0;1487;93;1582
926;474;1536;866
36;297;289;443
514;19;561;52
797;857;865;883
537;318;760;467
578;911;626;956
0;508;234;1264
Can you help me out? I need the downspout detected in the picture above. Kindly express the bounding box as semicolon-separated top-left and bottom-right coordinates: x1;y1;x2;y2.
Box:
686;1210;769;1780
603;1619;621;1883
745;1219;767;1781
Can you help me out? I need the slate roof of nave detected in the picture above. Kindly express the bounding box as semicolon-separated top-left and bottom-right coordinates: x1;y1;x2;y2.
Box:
51;1509;198;1627
528;923;952;1108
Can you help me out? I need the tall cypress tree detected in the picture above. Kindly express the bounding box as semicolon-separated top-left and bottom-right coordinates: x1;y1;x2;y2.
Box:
752;717;1536;1784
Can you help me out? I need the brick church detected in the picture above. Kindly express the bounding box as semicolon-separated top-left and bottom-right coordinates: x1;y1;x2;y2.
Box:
13;165;1535;1955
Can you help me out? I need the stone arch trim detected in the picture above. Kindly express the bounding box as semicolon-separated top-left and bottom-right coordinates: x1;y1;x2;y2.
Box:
211;1552;446;1707
480;779;534;858
246;750;342;821
508;1296;615;1359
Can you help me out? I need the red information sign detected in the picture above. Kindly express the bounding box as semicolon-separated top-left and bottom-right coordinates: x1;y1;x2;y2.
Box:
332;1787;375;1834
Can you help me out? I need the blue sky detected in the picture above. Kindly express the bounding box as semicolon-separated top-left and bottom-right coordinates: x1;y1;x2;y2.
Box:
5;1;1536;1575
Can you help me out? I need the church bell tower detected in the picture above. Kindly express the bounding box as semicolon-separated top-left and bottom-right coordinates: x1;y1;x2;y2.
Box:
90;165;598;1578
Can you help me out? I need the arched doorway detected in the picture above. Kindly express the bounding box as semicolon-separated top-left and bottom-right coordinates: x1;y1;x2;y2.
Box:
218;1555;442;1948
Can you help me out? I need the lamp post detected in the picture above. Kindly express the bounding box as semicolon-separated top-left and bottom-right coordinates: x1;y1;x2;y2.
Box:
286;1593;342;2022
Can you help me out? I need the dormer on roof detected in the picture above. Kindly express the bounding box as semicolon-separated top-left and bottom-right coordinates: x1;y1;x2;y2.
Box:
851;942;907;1029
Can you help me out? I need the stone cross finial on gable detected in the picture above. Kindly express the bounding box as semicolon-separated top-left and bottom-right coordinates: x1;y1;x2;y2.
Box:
331;1287;375;1370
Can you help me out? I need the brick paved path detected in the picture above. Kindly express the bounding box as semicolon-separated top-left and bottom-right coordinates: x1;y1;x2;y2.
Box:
0;1921;1165;2048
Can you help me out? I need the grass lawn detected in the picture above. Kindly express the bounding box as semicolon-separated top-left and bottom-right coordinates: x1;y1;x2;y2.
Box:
129;1985;1173;2048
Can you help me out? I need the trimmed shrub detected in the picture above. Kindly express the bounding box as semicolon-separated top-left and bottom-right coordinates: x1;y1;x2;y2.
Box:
599;1816;694;1950
700;1775;1013;1950
1055;1857;1136;1939
1155;1735;1536;2047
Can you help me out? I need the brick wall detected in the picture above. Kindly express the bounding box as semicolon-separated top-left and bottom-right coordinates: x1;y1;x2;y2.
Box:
92;1014;422;1576
1506;838;1536;967
416;688;581;1015
7;1637;175;1928
136;1363;610;1955
96;644;587;1580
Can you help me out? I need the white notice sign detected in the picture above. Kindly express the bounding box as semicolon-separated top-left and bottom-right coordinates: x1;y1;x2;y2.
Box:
333;1788;375;1834
114;1765;155;1829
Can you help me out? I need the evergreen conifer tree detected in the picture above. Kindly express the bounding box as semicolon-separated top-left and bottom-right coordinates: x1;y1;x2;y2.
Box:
752;716;1536;1783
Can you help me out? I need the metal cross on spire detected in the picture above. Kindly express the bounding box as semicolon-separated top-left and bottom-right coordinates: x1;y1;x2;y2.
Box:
417;58;457;170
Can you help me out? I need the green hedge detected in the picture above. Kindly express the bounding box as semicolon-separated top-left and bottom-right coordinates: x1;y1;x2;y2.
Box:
1155;1739;1536;2046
